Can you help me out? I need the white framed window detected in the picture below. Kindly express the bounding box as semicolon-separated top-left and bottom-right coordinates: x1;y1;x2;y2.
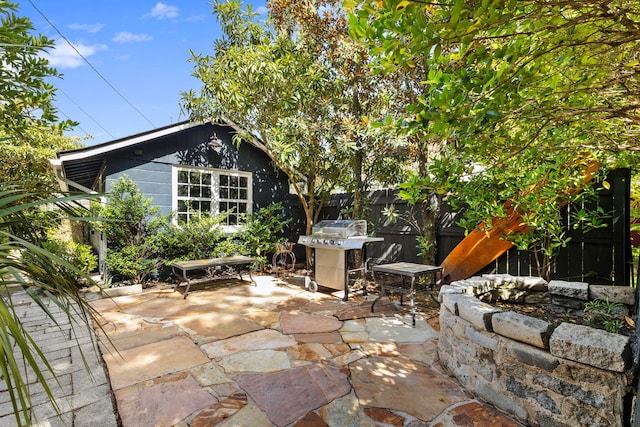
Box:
172;165;252;227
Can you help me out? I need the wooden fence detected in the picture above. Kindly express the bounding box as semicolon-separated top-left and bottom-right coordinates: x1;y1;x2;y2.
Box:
287;168;632;286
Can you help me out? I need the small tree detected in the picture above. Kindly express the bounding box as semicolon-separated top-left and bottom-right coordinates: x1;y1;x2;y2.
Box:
347;0;640;273
182;1;355;266
92;176;168;283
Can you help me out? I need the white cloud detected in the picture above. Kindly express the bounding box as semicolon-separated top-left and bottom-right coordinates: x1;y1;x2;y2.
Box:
68;23;105;33
256;6;268;15
112;31;152;43
185;14;207;23
43;39;107;69
148;2;179;19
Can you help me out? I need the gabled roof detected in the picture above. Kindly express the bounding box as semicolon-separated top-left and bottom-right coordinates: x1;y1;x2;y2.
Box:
50;118;271;193
49;121;203;192
53;120;199;163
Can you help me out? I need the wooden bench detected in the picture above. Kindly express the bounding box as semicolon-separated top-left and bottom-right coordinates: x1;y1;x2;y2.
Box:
171;255;258;299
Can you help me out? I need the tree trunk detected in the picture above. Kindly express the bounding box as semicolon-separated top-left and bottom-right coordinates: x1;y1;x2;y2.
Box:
304;174;317;269
352;148;366;271
420;198;437;265
352;148;364;219
416;137;438;266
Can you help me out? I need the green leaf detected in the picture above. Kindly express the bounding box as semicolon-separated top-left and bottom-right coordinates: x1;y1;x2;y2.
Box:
449;0;464;28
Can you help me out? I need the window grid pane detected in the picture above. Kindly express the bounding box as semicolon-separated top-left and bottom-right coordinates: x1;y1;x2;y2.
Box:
176;168;250;225
218;173;250;226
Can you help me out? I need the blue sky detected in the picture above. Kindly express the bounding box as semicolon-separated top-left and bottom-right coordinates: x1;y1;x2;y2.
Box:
19;1;267;146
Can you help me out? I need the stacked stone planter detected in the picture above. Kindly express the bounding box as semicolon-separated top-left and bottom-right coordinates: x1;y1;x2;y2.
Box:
438;274;636;426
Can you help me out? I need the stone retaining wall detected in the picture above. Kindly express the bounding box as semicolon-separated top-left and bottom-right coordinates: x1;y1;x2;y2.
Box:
437;274;635;426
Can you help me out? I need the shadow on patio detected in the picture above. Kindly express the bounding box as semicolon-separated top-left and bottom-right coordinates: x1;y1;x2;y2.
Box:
90;274;523;427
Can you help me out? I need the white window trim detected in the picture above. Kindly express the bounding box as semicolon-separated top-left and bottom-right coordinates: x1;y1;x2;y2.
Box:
171;165;253;231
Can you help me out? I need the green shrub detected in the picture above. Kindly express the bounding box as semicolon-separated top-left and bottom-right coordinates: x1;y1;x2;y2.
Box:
93;177;291;280
92;176;168;283
42;240;98;274
22;239;98;287
153;213;228;264
229;203;290;269
105;244;161;284
154;204;289;271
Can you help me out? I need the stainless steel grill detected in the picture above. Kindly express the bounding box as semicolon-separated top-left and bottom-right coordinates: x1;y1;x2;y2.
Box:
297;235;374;250
297;220;383;300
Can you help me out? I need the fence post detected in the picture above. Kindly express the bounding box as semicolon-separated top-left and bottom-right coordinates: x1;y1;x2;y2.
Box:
611;168;631;286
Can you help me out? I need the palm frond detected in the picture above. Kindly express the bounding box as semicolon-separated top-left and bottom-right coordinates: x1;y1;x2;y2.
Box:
0;182;104;426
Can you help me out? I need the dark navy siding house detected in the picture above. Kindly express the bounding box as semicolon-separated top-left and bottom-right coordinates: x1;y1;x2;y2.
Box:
49;120;293;268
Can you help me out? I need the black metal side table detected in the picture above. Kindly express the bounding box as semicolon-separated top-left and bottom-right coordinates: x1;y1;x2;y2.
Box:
370;262;443;327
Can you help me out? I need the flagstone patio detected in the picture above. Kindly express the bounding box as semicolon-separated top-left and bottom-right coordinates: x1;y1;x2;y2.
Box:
90;274;522;426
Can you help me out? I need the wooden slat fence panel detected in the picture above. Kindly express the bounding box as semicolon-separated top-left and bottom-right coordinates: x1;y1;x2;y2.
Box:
307;169;630;285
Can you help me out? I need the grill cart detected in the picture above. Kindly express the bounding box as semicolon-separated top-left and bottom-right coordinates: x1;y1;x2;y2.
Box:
297;220;383;301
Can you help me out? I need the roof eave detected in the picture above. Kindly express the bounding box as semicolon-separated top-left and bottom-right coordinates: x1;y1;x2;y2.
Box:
56;120;201;162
